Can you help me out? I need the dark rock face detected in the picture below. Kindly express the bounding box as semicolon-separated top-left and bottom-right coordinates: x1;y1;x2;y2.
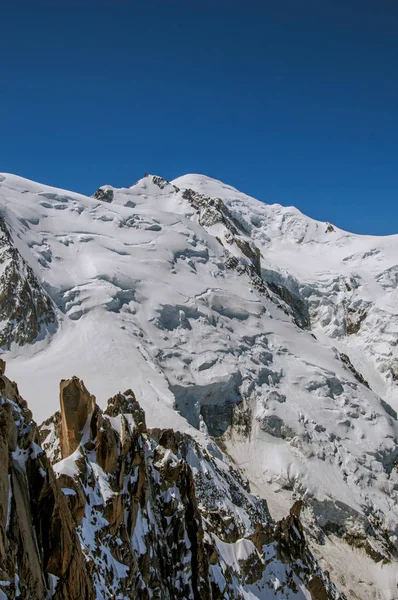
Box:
267;281;310;329
0;368;345;599
171;372;243;435
0;216;57;349
152;175;180;192
92;187;114;202
182;188;262;276
345;306;367;335
258;414;294;439
200;401;235;437
339;351;370;388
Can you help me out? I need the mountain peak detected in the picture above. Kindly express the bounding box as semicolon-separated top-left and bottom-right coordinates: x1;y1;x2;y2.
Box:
1;171;398;597
172;172;258;202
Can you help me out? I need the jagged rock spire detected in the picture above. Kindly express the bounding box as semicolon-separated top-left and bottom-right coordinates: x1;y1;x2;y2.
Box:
59;377;96;458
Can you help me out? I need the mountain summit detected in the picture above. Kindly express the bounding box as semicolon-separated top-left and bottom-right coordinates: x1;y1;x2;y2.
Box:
1;172;398;598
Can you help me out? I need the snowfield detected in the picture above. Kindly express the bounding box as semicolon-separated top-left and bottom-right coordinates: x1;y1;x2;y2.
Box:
1;171;398;598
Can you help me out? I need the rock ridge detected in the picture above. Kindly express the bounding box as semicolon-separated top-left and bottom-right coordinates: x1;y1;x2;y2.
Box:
0;366;344;599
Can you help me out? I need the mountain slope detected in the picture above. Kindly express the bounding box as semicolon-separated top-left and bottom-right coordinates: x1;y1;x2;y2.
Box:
0;171;398;598
0;212;56;348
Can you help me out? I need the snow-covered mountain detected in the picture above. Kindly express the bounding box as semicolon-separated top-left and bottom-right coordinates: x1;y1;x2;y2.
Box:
1;171;398;598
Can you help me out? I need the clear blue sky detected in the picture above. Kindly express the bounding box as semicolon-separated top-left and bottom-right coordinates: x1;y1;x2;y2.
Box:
1;1;397;234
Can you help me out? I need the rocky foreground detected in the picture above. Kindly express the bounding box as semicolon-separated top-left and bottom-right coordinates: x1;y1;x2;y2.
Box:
0;361;342;599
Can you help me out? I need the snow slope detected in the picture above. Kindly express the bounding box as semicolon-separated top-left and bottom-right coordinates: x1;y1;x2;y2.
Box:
1;171;398;598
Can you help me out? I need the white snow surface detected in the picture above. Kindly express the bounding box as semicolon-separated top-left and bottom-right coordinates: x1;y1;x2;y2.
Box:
2;171;398;598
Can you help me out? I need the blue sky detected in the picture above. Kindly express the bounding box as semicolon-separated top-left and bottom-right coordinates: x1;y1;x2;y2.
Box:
1;1;397;234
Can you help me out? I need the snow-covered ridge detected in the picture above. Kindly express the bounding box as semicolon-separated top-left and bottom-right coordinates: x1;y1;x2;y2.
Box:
1;171;398;597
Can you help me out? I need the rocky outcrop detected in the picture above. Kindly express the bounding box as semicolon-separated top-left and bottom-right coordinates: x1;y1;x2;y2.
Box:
0;216;56;349
152;175;180;192
59;377;96;458
267;281;310;329
345;305;367;335
92;187;114;203
182;188;263;277
0;363;94;600
0;368;344;599
181;186;313;332
338;351;370;388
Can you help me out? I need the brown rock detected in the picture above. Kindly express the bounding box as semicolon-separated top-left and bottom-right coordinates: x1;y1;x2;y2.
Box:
95;412;119;474
105;390;146;433
59;377;96;458
290;500;303;518
149;428;186;455
10;466;46;598
56;473;87;525
274;500;306;563
206;542;219;566
250;522;274;553
0;371;95;599
104;495;124;533
308;575;329;600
